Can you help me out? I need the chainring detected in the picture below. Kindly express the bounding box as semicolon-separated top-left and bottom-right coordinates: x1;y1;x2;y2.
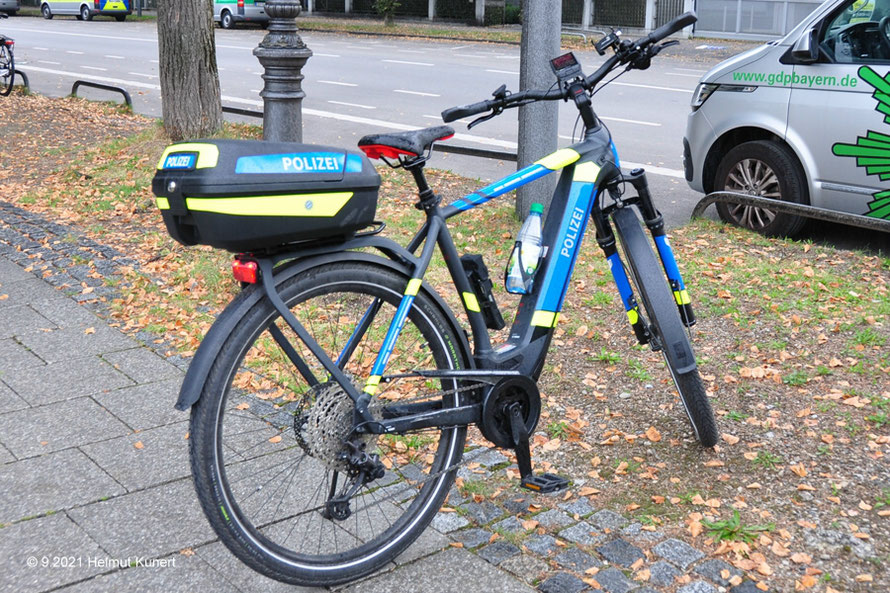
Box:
480;376;541;449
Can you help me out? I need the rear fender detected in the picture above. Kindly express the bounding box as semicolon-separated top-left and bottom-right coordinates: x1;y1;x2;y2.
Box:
175;249;472;411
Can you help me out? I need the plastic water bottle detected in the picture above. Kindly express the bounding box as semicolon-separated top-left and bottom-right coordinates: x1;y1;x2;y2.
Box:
505;203;544;294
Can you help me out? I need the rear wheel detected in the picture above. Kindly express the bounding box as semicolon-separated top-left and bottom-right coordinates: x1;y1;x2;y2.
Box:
115;15;126;21
613;207;719;447
189;261;468;585
0;44;13;97
714;140;808;237
220;10;234;29
41;4;52;19
80;5;92;21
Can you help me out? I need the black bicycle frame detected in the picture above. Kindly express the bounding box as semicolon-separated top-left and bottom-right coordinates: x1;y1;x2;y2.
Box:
250;119;694;436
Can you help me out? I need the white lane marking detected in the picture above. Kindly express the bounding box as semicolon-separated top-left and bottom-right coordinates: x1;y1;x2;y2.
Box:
22;66;683;179
33;47;49;51
456;53;490;58
397;49;426;54
382;59;434;66
328;100;375;110
394;89;440;97
38;60;61;65
495;55;520;60
9;27;155;43
128;72;157;78
425;114;472;124
666;72;702;78
105;55;125;60
150;60;159;64
82;66;107;71
250;89;261;94
313;53;341;58
610;81;692;93
67;51;85;55
674;67;707;73
486;69;518;75
601;116;660;127
318;80;358;87
451;45;469;50
345;45;367;50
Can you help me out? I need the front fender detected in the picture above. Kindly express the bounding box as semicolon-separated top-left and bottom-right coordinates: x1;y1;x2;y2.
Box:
174;246;473;411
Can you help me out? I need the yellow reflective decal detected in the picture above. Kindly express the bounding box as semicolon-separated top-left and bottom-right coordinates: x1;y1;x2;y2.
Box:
156;197;170;210
363;375;382;395
157;143;220;170
104;1;127;9
531;310;557;328
627;308;639;325
573;162;601;183
535;148;580;171
405;278;422;296
674;290;690;305
185;192;353;217
462;292;480;313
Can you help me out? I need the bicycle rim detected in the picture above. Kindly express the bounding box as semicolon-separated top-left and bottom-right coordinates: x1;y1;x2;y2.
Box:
613;207;719;447
191;262;467;585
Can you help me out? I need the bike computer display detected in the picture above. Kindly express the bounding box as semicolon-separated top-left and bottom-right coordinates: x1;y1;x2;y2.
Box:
550;52;583;82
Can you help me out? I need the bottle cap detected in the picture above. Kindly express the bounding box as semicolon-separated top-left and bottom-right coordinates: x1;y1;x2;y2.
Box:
530;203;544;214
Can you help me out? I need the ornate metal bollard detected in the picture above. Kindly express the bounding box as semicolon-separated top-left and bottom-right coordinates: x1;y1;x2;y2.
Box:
254;0;313;142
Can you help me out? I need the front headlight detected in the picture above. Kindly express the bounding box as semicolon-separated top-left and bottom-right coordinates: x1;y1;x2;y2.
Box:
690;83;719;110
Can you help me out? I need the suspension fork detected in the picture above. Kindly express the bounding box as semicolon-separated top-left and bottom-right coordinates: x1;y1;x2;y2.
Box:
624;169;696;327
590;196;652;345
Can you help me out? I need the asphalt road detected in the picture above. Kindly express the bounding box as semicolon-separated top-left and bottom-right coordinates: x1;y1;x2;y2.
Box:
5;16;728;227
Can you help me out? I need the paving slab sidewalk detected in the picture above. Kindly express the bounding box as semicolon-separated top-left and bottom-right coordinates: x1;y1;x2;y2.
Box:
0;203;765;592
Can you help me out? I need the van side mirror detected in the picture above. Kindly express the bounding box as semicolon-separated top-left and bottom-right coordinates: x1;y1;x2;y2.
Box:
792;28;820;63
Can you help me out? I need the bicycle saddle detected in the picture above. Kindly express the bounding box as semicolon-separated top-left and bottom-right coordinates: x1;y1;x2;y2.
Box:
358;125;454;160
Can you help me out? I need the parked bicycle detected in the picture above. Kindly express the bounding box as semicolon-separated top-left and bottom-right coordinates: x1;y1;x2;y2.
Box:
152;11;716;586
0;14;13;97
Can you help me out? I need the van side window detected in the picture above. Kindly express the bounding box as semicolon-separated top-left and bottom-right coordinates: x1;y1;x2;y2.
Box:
821;0;890;63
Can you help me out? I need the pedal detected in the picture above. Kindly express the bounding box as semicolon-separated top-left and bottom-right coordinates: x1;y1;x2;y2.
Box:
521;473;569;493
507;402;569;494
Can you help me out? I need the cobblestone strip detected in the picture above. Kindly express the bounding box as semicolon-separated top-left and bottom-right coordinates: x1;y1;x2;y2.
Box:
0;200;190;370
438;447;771;593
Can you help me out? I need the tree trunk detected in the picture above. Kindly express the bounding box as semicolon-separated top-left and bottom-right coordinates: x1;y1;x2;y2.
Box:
157;0;222;141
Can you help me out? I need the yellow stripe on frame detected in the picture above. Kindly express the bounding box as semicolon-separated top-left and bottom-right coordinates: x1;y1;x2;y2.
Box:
157;143;220;170
535;148;580;171
156;197;170;210
185;192;353;218
627;309;639;325
531;310;557;328
573;162;601;183
462;292;481;312
405;279;422;296
363;375;382;395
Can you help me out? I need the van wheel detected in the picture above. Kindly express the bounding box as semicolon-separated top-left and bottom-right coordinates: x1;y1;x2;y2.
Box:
714;140;809;237
41;3;52;19
220;10;234;29
115;15;126;21
80;5;92;21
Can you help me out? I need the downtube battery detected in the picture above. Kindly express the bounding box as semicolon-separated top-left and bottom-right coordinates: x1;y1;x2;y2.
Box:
460;254;506;330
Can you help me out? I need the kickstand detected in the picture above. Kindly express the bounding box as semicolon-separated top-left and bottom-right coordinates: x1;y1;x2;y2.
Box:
507;402;569;493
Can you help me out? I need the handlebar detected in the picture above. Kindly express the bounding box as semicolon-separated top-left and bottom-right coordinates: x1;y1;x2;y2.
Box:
442;11;696;125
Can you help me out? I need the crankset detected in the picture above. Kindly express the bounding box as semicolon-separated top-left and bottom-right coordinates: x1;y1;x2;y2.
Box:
481;377;568;493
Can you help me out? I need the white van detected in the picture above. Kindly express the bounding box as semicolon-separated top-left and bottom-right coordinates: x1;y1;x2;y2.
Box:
684;0;890;236
40;0;131;21
213;0;269;29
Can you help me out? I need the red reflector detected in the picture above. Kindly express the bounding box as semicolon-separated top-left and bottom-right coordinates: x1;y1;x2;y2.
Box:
232;259;258;284
359;144;418;160
94;0;99;7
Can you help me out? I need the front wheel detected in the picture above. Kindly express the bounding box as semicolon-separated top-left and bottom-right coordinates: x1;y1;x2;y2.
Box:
0;44;13;97
613;207;719;447
714;140;808;237
189;261;468;586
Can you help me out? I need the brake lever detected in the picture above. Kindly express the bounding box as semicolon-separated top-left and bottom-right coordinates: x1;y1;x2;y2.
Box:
468;109;499;130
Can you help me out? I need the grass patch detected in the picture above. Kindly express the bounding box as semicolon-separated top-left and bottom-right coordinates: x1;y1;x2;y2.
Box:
702;510;775;543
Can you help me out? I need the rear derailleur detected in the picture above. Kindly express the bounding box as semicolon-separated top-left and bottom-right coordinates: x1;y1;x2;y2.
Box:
323;440;386;521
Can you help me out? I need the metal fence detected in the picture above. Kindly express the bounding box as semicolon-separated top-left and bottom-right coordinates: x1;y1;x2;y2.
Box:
694;0;823;38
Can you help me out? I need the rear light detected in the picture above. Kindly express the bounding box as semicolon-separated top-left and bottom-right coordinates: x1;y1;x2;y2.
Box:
232;258;258;284
4;40;13;49
237;0;244;7
94;0;99;8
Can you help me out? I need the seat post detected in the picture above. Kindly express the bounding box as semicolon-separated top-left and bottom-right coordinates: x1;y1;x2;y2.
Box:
407;161;440;210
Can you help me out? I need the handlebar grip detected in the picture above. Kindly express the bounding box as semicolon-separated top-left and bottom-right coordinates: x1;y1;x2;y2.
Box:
642;11;696;46
441;100;493;123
